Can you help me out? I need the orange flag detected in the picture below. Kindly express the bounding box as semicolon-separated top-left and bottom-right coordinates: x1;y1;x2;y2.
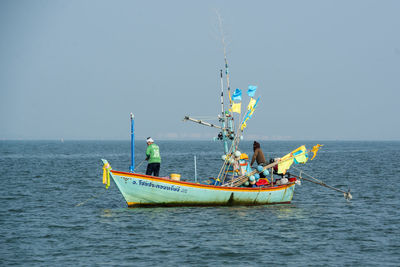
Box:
310;144;323;160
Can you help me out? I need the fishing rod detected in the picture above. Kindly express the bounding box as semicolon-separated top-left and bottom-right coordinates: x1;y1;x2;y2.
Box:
291;167;352;200
216;11;232;108
216;11;238;156
223;154;352;201
220;69;225;116
219;68;229;154
134;159;146;172
183;116;224;130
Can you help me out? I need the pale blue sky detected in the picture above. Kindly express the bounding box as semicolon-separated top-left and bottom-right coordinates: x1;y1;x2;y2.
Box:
1;0;399;140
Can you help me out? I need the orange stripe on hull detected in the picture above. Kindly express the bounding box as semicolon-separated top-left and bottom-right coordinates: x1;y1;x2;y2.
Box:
111;170;294;192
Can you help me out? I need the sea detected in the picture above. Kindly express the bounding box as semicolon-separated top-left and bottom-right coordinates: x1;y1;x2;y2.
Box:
1;140;399;266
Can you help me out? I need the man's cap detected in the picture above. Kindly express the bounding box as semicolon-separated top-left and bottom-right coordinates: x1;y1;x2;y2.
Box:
146;137;154;143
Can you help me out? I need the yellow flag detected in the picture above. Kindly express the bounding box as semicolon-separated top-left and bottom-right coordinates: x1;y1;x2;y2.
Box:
249;107;256;117
247;98;256;110
240;121;247;131
292;145;308;164
103;162;111;189
230;102;241;114
277;153;294;174
310;144;323;160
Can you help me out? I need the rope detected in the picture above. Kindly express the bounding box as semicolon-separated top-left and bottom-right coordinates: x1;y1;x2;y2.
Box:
134;160;146;172
75;190;108;207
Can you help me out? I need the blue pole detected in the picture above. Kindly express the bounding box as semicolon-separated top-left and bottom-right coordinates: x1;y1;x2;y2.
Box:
130;113;135;172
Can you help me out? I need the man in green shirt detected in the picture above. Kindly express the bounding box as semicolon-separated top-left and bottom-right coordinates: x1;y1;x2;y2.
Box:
145;137;161;176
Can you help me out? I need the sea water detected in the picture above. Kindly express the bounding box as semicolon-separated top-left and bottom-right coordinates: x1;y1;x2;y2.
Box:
0;140;399;266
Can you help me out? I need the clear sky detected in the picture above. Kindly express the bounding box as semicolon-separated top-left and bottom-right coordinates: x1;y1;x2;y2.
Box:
1;0;399;141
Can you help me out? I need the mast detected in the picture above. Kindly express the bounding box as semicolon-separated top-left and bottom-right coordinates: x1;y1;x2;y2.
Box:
217;12;236;153
217;11;232;108
220;69;229;154
183;12;237;155
220;69;224;115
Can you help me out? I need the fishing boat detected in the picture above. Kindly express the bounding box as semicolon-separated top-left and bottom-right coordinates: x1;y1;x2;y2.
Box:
101;70;323;207
102;160;296;207
100;22;351;207
102;159;298;207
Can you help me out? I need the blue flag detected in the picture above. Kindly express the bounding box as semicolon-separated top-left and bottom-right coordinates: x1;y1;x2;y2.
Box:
247;85;257;97
232;88;242;101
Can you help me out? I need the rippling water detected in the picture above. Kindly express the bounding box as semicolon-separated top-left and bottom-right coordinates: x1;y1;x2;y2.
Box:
1;140;399;266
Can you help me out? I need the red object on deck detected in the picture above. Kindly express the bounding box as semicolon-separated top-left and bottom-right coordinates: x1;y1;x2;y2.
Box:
256;178;269;186
288;177;297;182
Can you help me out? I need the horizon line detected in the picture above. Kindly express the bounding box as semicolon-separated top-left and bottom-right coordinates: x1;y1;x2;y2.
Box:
1;138;399;142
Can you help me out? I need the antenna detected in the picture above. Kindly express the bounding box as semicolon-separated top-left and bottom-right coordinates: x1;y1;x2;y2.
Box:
216;11;232;108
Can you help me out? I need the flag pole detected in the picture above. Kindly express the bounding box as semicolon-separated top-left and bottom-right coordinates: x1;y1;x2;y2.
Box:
129;113;135;172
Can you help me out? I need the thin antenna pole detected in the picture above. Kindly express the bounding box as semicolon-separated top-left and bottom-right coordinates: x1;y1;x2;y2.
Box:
130;113;135;172
194;155;197;183
220;69;224;115
217;11;233;154
217;12;232;108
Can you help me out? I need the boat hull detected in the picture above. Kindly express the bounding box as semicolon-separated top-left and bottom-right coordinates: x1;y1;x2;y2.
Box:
109;170;296;207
